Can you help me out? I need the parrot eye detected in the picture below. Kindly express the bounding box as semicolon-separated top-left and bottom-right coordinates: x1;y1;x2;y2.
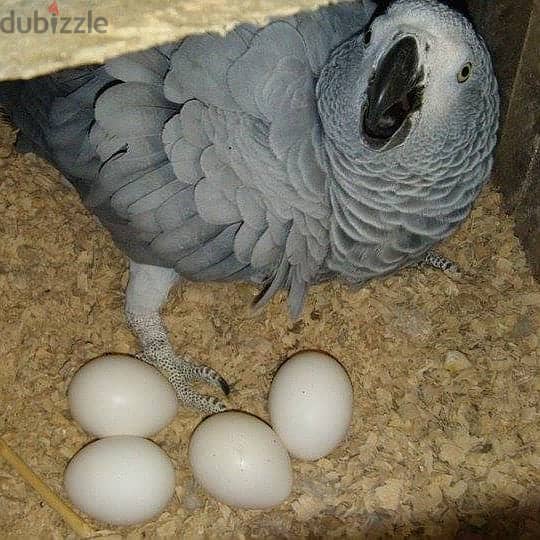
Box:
363;30;372;46
457;62;472;83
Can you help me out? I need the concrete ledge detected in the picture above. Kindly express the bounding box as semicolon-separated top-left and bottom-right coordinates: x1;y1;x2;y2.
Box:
0;0;331;80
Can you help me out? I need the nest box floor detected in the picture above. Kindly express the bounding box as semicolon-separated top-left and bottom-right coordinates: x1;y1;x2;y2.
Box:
0;121;538;539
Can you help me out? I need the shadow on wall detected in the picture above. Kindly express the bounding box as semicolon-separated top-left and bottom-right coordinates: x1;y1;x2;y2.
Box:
467;0;539;280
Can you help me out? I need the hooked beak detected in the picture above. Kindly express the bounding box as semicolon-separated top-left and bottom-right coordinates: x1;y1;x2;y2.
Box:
363;36;424;146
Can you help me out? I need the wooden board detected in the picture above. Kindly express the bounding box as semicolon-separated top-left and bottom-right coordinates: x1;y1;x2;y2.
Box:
0;0;332;80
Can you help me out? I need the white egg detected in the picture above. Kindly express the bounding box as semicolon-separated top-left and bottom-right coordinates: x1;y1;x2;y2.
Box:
268;351;353;460
189;411;292;509
64;436;175;526
68;354;178;437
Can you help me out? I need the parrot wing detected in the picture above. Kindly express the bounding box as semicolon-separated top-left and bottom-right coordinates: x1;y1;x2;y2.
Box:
88;3;374;317
4;2;374;317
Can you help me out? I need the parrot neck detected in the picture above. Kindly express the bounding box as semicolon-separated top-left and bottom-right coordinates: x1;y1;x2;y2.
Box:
320;135;494;283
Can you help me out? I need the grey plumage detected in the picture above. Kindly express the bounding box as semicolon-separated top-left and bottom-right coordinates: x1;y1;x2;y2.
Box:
1;0;499;319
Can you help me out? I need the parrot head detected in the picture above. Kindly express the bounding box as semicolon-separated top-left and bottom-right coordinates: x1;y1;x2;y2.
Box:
316;0;499;284
317;0;499;164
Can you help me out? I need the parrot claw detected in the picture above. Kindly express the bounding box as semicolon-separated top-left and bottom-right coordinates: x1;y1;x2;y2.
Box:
421;250;460;273
127;310;230;414
137;350;229;414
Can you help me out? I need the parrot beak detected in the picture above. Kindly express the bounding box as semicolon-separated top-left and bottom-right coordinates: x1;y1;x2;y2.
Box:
363;36;424;145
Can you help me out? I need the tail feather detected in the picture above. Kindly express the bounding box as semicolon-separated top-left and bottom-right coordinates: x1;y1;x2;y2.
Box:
0;66;114;194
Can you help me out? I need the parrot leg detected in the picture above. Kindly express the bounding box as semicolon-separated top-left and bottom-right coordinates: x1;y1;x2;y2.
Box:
124;260;229;413
422;250;460;272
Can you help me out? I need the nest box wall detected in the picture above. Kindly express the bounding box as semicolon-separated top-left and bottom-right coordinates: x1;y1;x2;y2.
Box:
469;0;540;280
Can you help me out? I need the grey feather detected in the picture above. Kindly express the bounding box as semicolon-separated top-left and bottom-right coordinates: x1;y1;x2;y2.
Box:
174;223;241;275
234;223;265;264
227;22;309;120
150;216;223;267
164;31;250;109
106;48;171;84
154;186;198;230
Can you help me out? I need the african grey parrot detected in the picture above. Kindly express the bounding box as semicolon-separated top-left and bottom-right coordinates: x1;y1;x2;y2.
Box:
0;0;499;412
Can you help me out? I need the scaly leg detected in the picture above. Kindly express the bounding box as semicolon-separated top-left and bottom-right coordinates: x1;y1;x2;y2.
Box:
422;250;460;273
124;260;229;413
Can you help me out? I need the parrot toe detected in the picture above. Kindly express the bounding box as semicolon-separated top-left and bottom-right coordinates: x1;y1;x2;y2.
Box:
422;250;460;273
126;310;230;414
138;350;230;413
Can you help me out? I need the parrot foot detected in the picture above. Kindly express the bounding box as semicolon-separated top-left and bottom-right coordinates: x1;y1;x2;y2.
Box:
126;310;229;414
422;250;460;273
124;261;229;414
